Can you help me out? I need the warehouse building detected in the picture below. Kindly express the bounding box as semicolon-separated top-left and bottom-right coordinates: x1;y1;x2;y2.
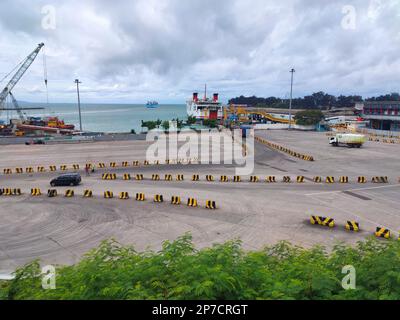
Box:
360;101;400;131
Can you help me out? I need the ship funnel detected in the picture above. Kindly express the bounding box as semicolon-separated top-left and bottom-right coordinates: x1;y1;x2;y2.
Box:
213;93;219;102
193;92;198;102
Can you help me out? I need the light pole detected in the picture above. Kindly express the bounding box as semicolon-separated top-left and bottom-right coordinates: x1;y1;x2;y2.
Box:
75;79;82;132
288;68;295;130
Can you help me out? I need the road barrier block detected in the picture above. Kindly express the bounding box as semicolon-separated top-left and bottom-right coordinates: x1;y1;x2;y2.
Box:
122;161;129;167
136;193;145;201
313;176;322;183
110;162;117;168
37;166;45;172
220;175;229;182
358;176;367;183
98;163;106;168
326;176;335;183
187;198;198;207
165;159;170;164
3;169;12;174
233;176;241;182
133;161;140;166
104;191;113;199
26;167;34;173
192;174;200;181
47;189;57;197
144;160;149;166
16;168;23;173
283;176;291;183
345;221;360;232
372;176;388;183
176;174;184;181
206;200;216;209
135;174;144;180
310;216;335;228
165;174;173;181
154;160;160;165
13;188;22;196
266;176;276;183
102;173;117;180
154;194;164;203
296;176;305;183
73;164;80;170
49;165;57;171
375;227;390;239
339;176;349;183
2;188;12;196
119;192;129;200
83;190;93;198
171;196;181;205
152;174;160;181
250;176;259;182
65;190;74;197
60;165;67;171
123;174;131;180
31;188;42;196
206;175;215;182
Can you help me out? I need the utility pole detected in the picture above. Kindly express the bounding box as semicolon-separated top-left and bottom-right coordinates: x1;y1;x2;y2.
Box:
75;79;82;132
288;68;295;130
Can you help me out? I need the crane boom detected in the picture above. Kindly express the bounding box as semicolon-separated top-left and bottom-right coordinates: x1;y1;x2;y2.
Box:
9;92;25;121
0;43;44;116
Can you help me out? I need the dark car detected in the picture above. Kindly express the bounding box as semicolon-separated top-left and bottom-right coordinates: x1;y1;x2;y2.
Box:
50;173;81;187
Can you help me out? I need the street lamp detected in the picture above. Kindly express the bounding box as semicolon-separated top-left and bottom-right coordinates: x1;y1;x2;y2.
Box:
288;69;295;130
75;79;82;132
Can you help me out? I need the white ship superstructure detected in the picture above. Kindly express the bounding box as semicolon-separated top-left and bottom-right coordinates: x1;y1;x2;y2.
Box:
186;91;223;120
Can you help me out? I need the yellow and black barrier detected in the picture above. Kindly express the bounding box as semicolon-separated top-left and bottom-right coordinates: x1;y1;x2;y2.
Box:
16;168;23;173
310;216;335;228
49;165;57;171
339;176;349;183
220;175;229;182
192;174;200;181
83;190;93;198
206;175;215;182
3;168;12;174
313;176;322;183
152;174;160;181
110;162;117;168
119;192;129;200
283;176;291;183
1;188;12;196
206;200;217;210
375;227;390;239
13;188;22;196
123;174;131;180
31;188;42;196
154;194;164;203
358;176;367;183
154;160;160;165
98;163;106;168
165;174;173;181
250;176;259;183
233;176;241;182
60;165;67;171
104;191;114;198
135;174;144;181
122;161;129;167
144;160;150;166
326;176;335;184
47;189;57;197
133;161;140;166
176;174;184;181
136;193;145;201
345;221;360;232
37;166;45;172
266;176;276;183
171;196;181;205
26;167;34;173
187;198;198;207
296;176;305;183
65;190;74;197
72;164;80;170
372;176;388;183
102;173;117;180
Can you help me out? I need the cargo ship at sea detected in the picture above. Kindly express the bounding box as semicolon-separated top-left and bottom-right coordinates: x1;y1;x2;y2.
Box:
186;87;223;120
146;101;159;108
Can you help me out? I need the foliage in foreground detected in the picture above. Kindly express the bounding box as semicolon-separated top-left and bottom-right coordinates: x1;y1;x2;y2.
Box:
2;234;400;300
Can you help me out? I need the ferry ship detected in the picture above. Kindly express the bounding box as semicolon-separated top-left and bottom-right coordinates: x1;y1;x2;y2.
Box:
186;90;223;120
146;101;159;108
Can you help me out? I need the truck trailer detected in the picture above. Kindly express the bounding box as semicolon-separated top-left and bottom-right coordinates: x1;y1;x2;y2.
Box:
329;133;366;148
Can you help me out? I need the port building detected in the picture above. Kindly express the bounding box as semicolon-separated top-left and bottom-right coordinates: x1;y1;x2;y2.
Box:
359;101;400;131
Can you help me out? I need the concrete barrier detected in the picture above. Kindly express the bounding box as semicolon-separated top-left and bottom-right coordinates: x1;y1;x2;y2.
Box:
31;188;41;196
310;216;335;228
104;191;113;198
176;174;184;181
171;196;181;205
83;190;93;198
65;190;74;197
375;227;390;239
154;194;164;203
47;189;57;197
206;200;217;209
187;198;198;207
345;221;360;232
119;192;129;200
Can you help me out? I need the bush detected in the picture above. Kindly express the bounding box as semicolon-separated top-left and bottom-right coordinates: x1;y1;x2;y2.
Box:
294;110;324;126
2;234;400;300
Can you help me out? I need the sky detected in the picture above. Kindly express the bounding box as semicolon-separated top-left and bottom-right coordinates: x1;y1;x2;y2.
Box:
0;0;399;104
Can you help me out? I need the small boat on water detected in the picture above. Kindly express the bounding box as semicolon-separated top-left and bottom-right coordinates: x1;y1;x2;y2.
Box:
146;101;159;108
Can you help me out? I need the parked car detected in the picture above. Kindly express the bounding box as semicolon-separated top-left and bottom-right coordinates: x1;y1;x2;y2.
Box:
50;173;81;186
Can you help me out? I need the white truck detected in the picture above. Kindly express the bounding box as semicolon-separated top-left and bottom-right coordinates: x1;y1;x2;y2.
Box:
329;133;366;148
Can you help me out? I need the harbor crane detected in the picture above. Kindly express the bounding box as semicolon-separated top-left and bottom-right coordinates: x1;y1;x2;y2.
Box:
0;43;45;119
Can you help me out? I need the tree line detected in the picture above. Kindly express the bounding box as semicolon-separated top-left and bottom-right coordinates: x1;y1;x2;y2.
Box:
2;233;400;300
229;92;400;110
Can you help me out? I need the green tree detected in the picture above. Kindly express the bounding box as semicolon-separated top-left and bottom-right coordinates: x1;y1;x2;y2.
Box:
187;116;197;125
161;121;170;131
294;110;324;126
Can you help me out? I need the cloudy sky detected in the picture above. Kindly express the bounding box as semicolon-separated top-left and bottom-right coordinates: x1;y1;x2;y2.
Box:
0;0;399;103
